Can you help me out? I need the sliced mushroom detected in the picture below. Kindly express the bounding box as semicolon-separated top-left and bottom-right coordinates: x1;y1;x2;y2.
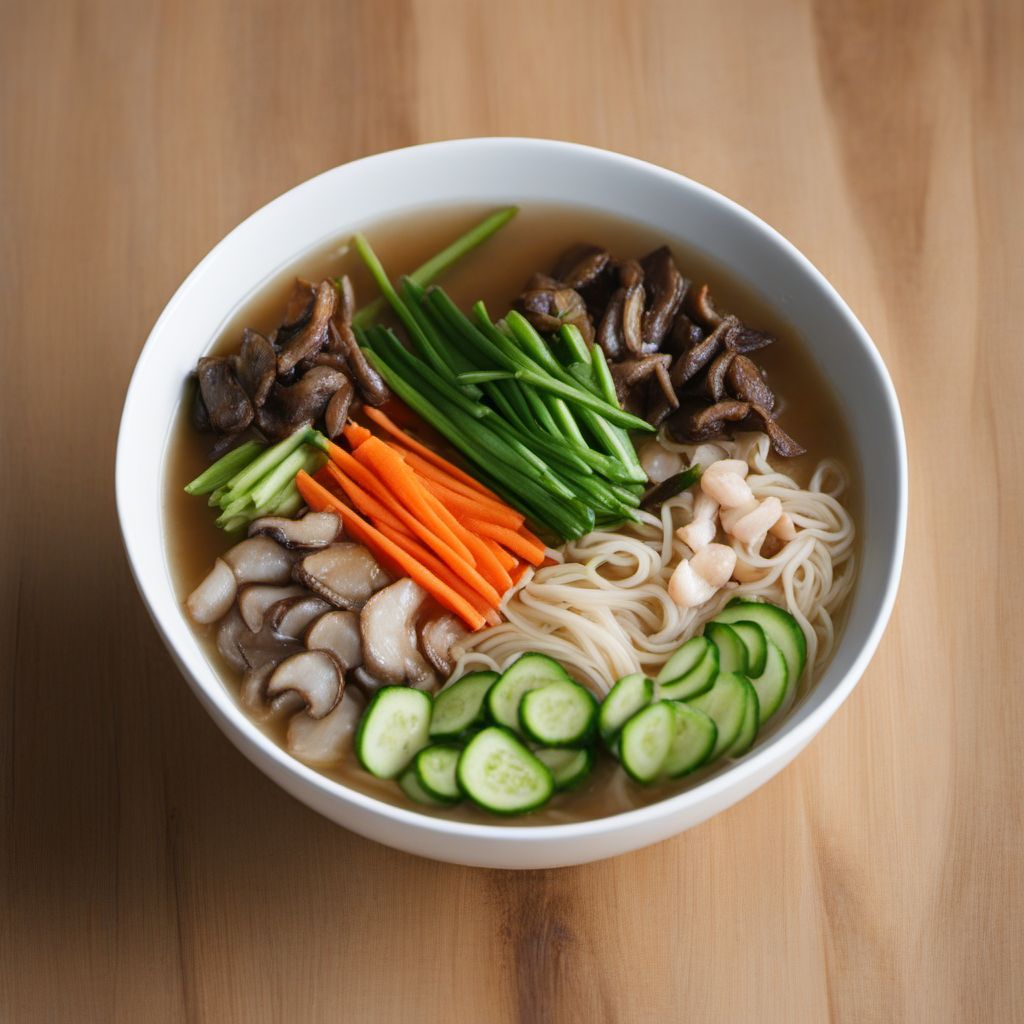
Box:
420;614;469;676
518;284;594;345
665;311;704;358
305;610;362;670
216;606;255;672
323;376;354;440
279;278;317;335
196;357;254;435
609;354;673;407
705;349;737;402
265;650;344;720
360;579;438;690
726;355;775;409
269;595;333;640
237;584;307;632
350;666;387;700
191;382;212;432
263;365;349;440
621;280;645;355
329;320;390;406
746;403;807;457
277;280;337;375
596;287;627;360
223;536;295;585
232;329;277;408
552;244;610;289
725;322;775;354
640;246;687;350
672;317;733;387
668;399;752;443
685;283;723;330
334;274;356;326
248;510;342;549
240;662;301;720
286;689;366;765
186;558;237;624
294;543;391;609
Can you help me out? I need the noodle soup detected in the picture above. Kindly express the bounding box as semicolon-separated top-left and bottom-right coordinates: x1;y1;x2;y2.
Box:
168;204;859;824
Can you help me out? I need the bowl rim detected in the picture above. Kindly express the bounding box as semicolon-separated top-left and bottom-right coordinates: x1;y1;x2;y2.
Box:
117;137;907;844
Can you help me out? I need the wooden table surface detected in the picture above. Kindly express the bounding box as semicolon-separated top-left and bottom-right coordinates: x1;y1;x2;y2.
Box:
2;1;1021;1020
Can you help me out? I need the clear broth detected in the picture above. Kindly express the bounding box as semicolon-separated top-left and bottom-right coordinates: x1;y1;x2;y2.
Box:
164;203;860;826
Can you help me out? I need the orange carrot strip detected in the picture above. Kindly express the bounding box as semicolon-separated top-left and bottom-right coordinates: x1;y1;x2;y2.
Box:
416;487;513;593
343;422;372;448
362;405;499;499
416;474;525;531
517;521;547;552
484;538;517;572
392;446;523;524
326;444;503;610
463;517;546;566
322;462;408;536
509;561;532;586
295;471;485;630
352;437;476;565
376;523;494;620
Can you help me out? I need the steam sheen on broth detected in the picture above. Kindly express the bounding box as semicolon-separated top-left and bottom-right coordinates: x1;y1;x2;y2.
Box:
167;204;859;825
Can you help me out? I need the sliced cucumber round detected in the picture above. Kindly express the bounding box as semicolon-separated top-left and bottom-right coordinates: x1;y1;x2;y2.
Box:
619;701;676;783
728;680;760;756
599;673;653;748
654;636;710;686
662;702;718;777
713;600;806;689
656;644;719;701
430;671;498;739
355;686;433;779
729;620;767;677
457;727;554;815
520;679;598;747
686;672;751;761
399;765;448;807
535;747;593;790
486;653;574;732
751;638;790;723
414;744;462;803
703;622;749;675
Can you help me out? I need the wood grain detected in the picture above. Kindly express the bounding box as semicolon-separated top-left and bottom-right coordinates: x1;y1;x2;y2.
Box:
1;0;1021;1020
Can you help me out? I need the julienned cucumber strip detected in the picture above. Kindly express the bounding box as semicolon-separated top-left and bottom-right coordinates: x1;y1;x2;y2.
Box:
184;440;264;495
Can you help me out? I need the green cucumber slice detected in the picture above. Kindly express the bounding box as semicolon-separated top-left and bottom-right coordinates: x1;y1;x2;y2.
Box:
430;671;498;739
457;727;554;815
486;653;574;732
414;744;462;803
730;621;767;677
703;622;749;675
519;679;598;747
599;673;653;747
619;702;676;783
687;673;751;760
713;600;806;689
728;680;760;756
662;703;718;777
751;639;790;723
656;645;719;701
355;687;433;779
399;765;448;806
535;747;593;790
655;636;711;686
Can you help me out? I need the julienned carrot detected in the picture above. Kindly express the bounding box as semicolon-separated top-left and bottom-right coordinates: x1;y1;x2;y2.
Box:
517;521;547;553
376;522;495;621
321;462;408;536
389;446;523;525
295;471;485;631
362;405;499;500
343;422;372;448
326;444;503;610
484;537;517;572
416;473;525;531
352;437;476;566
416;486;513;592
463;517;546;566
510;561;533;586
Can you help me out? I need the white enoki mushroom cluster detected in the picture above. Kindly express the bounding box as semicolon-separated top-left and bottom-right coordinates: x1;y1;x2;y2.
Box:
453;431;856;693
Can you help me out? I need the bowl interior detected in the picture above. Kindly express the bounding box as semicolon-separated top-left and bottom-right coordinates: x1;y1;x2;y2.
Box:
117;138;906;848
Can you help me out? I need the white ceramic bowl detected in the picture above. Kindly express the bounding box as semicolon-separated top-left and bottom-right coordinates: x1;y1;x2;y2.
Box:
117;138;906;869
